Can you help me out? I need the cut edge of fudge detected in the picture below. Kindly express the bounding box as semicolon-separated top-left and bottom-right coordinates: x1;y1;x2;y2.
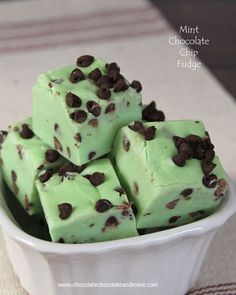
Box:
36;158;138;243
112;119;228;229
33;55;142;166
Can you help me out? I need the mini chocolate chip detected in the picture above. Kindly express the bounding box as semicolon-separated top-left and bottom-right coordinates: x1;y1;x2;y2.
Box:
58;238;65;243
108;69;121;83
142;101;165;122
130;80;142;92
193;144;205;160
181;188;193;199
45;149;60;162
202;174;218;188
97;85;111;99
105;103;115;114
74;133;82;143
16;144;23;159
88;151;96;160
89;68;102;81
96;75;113;88
89;172;105;186
143;126;156;141
66;92;82;108
204;149;215;161
0;130;8;144
106;62;120;72
128;121;144;133
122;210;130;216
54;137;63;152
166;199;179;209
123;135;130;152
11;170;17;182
169;216;180;223
70;110;87;123
58;203;73;220
114;78;128;92
131;203;138;215
86;101;101;117
105;216;118;227
173;136;185;149
189;210;205;218
54;124;59;132
133;182;139;195
77;55;94;67
58;163;86;176
83;174;91;181
88;119;98;127
89;223;94;227
178;142;192;159
186;134;202;150
70;68;85;83
95;199;112;212
172;152;186;167
39;170;53;183
201;160;216;175
114;187;125;196
25;195;33;211
19;124;34;139
48;82;52;88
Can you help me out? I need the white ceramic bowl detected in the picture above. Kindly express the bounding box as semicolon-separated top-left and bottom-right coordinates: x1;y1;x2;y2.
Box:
0;175;236;295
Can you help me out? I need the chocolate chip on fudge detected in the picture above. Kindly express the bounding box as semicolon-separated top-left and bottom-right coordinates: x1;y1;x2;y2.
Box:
58;203;73;220
69;68;85;83
70;110;87;123
86;101;101;117
76;55;94;67
19;124;34;139
130;80;142;93
66;92;82;108
142;101;165;122
45;149;60;163
39;170;53;183
97;85;111;100
89;68;102;81
95;199;113;213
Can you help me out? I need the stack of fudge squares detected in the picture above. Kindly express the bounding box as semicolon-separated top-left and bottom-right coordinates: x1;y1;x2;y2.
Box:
0;55;228;244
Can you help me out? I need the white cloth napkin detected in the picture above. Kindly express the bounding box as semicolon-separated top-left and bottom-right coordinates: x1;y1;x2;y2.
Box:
0;0;235;294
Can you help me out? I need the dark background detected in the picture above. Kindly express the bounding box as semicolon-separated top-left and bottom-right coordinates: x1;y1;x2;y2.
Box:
150;0;236;99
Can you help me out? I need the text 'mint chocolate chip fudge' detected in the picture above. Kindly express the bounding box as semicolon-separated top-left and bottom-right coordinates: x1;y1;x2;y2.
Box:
33;55;142;166
0;54;228;243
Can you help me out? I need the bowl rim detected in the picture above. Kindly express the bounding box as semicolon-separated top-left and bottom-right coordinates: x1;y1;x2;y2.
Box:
0;177;235;255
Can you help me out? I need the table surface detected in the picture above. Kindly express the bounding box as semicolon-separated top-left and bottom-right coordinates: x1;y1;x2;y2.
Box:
150;0;236;99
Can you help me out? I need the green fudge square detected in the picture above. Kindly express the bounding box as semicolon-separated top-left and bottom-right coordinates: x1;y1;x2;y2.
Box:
35;158;138;243
0;118;65;215
33;55;142;166
112;120;228;229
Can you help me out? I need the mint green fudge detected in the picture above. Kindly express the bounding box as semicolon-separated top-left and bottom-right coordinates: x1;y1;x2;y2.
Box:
112;120;228;229
33;55;142;166
0;118;65;215
35;158;138;243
